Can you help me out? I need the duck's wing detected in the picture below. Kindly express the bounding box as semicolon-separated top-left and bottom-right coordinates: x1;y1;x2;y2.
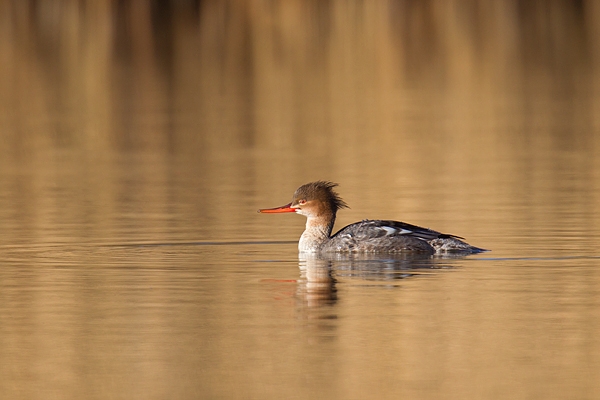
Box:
331;219;462;242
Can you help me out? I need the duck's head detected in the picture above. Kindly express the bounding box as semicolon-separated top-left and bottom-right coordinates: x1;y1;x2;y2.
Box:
259;181;349;218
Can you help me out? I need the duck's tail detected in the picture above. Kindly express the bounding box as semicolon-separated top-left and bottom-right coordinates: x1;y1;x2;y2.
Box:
429;237;489;254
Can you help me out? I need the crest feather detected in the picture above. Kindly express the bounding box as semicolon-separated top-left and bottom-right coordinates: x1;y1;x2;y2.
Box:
294;181;349;211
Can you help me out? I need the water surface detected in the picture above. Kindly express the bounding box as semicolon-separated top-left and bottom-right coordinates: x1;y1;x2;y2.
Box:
1;2;600;399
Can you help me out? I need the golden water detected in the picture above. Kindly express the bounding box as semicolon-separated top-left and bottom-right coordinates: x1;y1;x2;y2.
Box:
1;2;600;399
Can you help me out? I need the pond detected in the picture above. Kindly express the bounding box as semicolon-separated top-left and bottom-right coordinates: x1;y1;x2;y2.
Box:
1;2;599;399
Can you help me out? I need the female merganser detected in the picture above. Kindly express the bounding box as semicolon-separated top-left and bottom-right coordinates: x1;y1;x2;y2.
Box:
259;181;486;254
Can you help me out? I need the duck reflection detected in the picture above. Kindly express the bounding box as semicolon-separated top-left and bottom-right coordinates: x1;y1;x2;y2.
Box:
297;253;337;308
296;252;457;309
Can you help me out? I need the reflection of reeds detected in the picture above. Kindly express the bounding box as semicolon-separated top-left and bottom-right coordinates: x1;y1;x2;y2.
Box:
1;1;596;147
0;1;598;249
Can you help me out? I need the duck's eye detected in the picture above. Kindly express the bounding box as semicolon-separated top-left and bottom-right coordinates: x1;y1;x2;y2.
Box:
298;199;307;205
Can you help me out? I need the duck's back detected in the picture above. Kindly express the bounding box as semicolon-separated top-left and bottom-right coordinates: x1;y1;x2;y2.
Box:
321;219;447;253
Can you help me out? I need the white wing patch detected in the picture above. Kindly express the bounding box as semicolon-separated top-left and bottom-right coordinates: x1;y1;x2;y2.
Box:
381;226;396;235
381;226;413;236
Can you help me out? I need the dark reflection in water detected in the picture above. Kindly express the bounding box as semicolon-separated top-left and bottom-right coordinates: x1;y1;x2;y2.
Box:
2;1;598;153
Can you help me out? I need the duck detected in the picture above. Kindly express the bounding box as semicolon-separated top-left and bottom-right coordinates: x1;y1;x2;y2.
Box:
259;181;486;254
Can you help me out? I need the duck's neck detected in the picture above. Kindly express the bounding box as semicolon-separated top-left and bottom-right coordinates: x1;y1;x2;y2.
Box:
298;213;336;252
